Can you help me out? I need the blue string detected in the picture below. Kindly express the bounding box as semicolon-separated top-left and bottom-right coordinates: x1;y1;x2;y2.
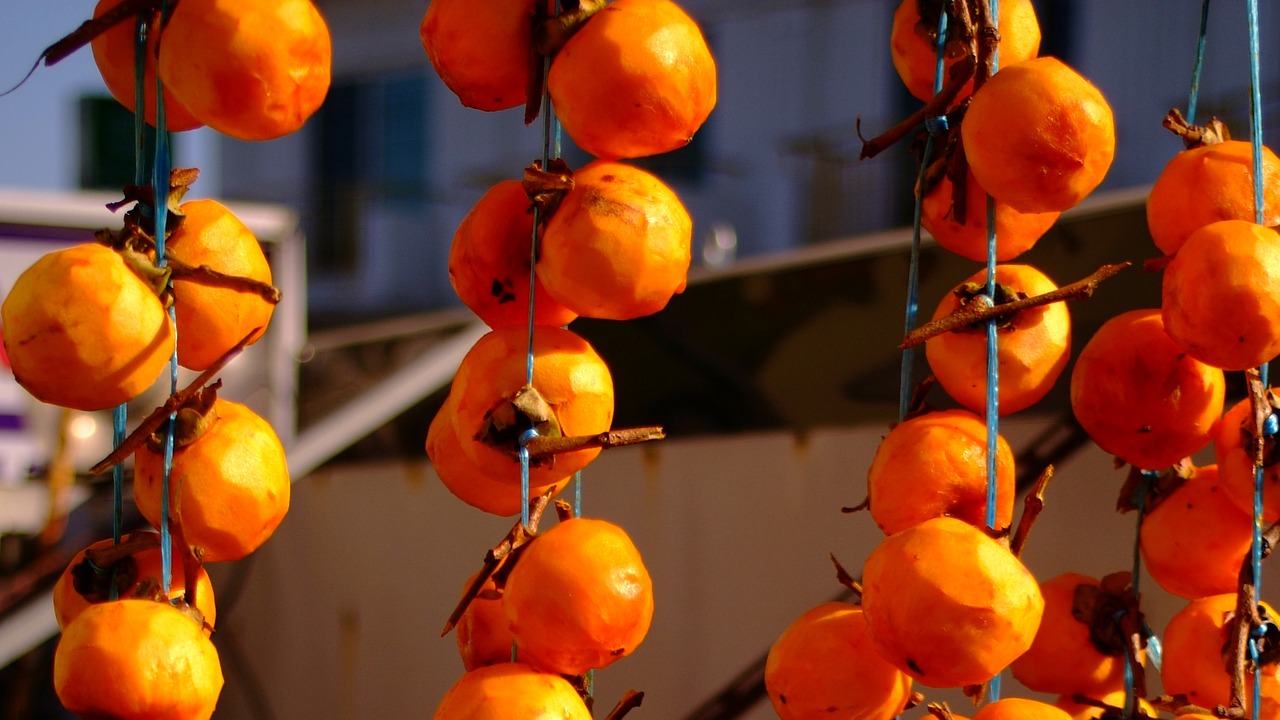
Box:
1125;471;1157;719
983;0;1003;704
1246;1;1267;717
1185;0;1211;124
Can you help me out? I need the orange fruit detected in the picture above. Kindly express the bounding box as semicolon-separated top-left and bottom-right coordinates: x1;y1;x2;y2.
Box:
89;0;203;131
134;398;290;562
962;56;1115;213
1053;691;1155;720
547;0;716;160
503;517;653;675
972;699;1073;720
1011;572;1130;695
166;198;275;371
1140;464;1254;600
431;662;592;719
54;599;223;720
537;160;692;320
1162;220;1280;371
889;0;1041;103
1214;390;1280;522
1070;309;1225;470
1147;139;1280;255
860;516;1044;688
921;169;1060;262
52;531;216;632
455;573;515;672
925;264;1071;416
426;395;569;516
1;243;174;411
421;0;537;111
764;601;914;720
866;409;1015;536
450;326;614;486
158;0;331;141
448;180;577;330
1161;594;1280;720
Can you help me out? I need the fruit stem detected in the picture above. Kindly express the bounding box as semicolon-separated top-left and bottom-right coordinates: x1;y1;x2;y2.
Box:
1008;465;1052;558
536;0;608;58
1163;108;1231;149
38;0;165;67
970;0;1000;92
860;53;976;160
526;426;665;458
828;553;863;602
84;532;161;569
901;262;1130;348
524;158;575;224
602;690;645;720
165;256;283;304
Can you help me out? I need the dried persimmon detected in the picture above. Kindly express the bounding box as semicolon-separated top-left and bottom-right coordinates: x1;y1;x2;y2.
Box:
421;0;537;112
1010;572;1131;696
866;408;1015;536
1214;389;1280;522
1161;594;1280;720
432;662;592;719
454;572;514;672
972;698;1073;720
1;243;174;411
89;0;203;131
764;601;913;720
503;517;653;676
921;169;1060;263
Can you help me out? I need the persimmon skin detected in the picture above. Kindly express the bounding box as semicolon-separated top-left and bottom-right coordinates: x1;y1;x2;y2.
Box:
1;243;174;412
448;181;577;330
134;399;290;563
431;662;592;720
503;518;653;676
454;573;514;672
973;699;1073;720
421;0;536;112
548;0;717;160
54;599;223;720
1011;573;1130;695
1054;691;1155;720
90;0;203;131
1140;464;1253;600
1162;594;1280;720
890;0;1041;103
866;409;1015;536
166;199;275;371
158;0;332;141
1147;140;1280;255
1070;309;1225;471
962;56;1115;214
926;265;1071;416
921;170;1060;262
764;602;913;720
860;517;1044;689
1215;390;1280;522
450;326;614;486
1162;220;1280;371
537;160;692;320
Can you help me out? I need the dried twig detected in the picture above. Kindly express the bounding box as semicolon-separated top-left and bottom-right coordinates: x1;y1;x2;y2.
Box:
860;54;976;160
829;553;863;600
602;690;645;720
526;426;665;458
1009;465;1052;558
901;262;1129;349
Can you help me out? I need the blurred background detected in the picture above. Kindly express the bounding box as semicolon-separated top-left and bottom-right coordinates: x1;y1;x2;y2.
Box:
0;1;1278;718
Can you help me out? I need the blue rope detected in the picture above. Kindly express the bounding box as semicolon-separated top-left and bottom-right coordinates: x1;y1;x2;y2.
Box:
984;0;1003;703
1125;471;1156;719
1186;0;1211;125
1246;2;1267;718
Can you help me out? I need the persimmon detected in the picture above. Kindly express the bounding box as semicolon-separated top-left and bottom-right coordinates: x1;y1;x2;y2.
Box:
1010;573;1129;695
1162;220;1280;371
503;517;653;676
431;662;592;719
54;599;223;720
426;396;569;516
1053;691;1155;720
921;169;1060;262
547;0;716;160
455;573;514;672
1;243;174;411
52;532;216;632
166;199;276;371
1161;594;1280;720
421;0;537;111
537;160;692;320
448;181;577;330
962;56;1116;214
972;699;1073;720
1070;309;1225;470
1140;464;1253;600
1215;390;1280;522
89;0;203;131
450;326;613;486
925;264;1071;416
889;0;1041;103
866;408;1015;536
1147;139;1280;255
134;397;290;563
860;516;1044;688
764;601;914;720
158;0;331;141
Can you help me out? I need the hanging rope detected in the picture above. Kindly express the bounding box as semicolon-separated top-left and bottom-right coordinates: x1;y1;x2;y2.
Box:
982;0;1003;704
1185;0;1211;125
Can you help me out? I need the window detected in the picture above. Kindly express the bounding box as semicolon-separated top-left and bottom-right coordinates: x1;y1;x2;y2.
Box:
78;95;171;191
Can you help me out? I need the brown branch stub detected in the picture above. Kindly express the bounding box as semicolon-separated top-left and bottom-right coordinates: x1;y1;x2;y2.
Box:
1009;464;1052;558
40;0;166;68
901;262;1130;349
602;690;644;720
926;702;959;720
536;0;608;57
524;158;575;223
829;553;863;601
860;53;976;161
1163;108;1231;149
969;0;1000;92
1116;459;1193;514
525;426;665;458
